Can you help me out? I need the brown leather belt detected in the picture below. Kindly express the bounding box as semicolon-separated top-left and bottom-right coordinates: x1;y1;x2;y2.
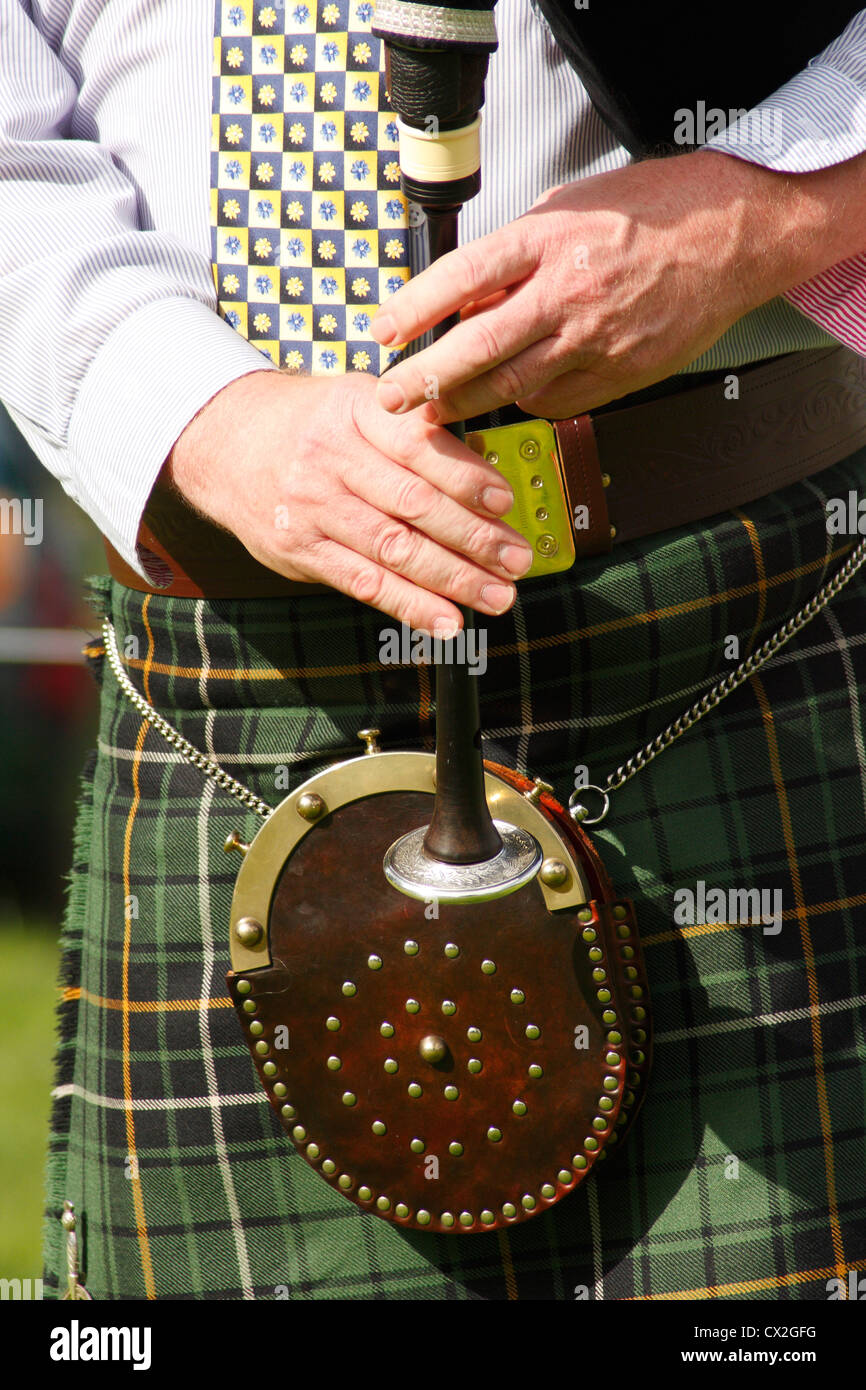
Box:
103;344;866;598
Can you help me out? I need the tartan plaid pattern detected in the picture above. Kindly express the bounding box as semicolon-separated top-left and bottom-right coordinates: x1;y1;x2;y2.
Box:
43;446;866;1300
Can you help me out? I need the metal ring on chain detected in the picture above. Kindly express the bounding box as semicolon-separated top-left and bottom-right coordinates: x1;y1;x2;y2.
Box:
567;785;610;827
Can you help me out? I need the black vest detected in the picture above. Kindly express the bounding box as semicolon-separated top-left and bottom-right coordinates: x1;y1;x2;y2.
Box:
532;2;860;155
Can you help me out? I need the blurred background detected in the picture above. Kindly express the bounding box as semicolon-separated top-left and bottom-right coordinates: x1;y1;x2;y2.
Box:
0;402;104;1283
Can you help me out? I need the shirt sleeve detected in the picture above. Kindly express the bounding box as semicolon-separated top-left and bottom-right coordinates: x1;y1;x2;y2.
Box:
0;3;277;583
700;10;866;356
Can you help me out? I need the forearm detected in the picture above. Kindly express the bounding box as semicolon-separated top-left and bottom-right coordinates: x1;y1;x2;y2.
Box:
161;369;280;535
694;147;866;316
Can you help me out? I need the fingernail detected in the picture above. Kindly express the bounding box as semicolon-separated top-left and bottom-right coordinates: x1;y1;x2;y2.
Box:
377;380;406;412
499;543;533;577
371;313;396;344
433;617;460;638
481;583;515;615
482;485;514;515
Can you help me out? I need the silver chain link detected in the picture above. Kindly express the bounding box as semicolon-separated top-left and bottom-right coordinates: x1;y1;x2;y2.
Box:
101;535;866;831
569;537;866;825
101;617;274;819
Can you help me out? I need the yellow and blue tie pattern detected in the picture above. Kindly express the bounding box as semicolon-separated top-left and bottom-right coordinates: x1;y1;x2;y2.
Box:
211;0;411;376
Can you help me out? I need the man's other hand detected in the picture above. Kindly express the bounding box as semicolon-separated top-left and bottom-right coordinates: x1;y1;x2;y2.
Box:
369;149;866;422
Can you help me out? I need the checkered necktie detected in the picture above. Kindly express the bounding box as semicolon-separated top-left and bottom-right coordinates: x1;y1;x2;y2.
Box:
211;0;412;376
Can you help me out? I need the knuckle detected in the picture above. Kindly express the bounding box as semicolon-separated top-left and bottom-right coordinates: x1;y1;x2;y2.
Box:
453;558;487;598
305;535;348;583
469;316;502;368
277;525;318;565
346;564;387;609
291;513;324;545
450;246;485;300
391;413;429;464
288;535;341;587
488;355;525;400
372;520;419;571
464;515;498;557
391;470;435;522
344;375;372;440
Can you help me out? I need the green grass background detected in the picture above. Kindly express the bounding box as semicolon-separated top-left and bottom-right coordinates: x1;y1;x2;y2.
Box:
1;406;103;1286
0;924;60;1278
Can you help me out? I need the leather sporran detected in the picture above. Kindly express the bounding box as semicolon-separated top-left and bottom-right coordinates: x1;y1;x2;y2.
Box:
226;750;650;1234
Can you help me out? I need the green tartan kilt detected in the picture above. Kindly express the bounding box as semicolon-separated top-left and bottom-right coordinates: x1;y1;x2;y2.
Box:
43;445;866;1301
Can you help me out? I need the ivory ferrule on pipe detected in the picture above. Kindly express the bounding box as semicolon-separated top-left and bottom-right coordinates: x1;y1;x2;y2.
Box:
396;114;482;183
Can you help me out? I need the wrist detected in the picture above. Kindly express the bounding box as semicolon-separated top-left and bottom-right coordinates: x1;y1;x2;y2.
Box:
694;147;866;310
165;368;277;517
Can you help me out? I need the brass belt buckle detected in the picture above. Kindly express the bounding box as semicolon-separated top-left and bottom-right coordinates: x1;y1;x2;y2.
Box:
465;420;576;578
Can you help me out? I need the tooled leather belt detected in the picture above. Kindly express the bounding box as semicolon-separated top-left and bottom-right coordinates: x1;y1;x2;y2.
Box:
103;345;866;599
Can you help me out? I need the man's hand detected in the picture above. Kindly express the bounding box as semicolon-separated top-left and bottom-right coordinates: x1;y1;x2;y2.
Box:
164;369;533;633
369;149;866;423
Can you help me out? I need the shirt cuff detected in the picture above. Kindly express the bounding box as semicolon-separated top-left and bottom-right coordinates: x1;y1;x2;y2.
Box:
699;17;866;172
695;17;866;356
783;253;866;357
68;297;277;581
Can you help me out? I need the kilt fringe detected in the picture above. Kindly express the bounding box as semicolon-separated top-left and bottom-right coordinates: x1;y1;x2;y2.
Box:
42;742;97;1294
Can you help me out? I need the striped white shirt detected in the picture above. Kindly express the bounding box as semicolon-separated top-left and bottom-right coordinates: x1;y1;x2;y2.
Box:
0;0;863;581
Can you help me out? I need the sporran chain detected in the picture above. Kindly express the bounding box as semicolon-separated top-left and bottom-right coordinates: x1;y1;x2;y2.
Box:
569;537;866;824
101;535;866;829
101;618;273;819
